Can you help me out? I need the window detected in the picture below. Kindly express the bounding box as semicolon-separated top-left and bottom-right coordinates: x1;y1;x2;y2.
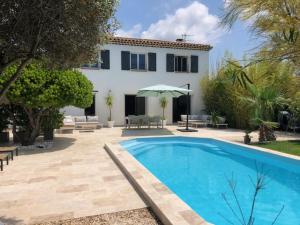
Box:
175;56;188;72
82;50;110;69
130;53;146;70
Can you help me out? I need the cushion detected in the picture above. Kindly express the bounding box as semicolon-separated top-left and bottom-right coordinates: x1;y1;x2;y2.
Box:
200;115;210;121
74;116;86;122
217;116;226;123
87;116;99;122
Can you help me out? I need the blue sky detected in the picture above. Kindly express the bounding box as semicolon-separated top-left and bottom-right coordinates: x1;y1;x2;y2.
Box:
115;0;261;65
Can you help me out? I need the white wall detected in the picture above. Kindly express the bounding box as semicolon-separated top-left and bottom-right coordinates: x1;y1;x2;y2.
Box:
63;43;210;125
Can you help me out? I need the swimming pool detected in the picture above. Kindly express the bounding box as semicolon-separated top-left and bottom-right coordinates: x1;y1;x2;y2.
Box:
121;137;300;225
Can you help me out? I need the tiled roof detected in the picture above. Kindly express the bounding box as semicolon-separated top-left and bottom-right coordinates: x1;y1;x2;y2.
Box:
108;36;213;51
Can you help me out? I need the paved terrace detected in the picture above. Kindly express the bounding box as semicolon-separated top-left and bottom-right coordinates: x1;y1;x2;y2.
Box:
0;126;298;224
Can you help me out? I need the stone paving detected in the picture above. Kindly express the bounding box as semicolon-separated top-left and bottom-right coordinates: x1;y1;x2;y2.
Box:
0;126;298;224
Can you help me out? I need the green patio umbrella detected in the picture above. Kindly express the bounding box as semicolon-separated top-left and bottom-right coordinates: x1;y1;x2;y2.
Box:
137;84;196;132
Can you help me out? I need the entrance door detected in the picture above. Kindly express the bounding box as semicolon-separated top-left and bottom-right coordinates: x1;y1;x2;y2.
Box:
173;95;190;122
125;95;145;116
85;95;96;116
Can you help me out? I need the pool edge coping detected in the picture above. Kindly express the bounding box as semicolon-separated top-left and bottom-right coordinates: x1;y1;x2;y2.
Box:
104;142;212;225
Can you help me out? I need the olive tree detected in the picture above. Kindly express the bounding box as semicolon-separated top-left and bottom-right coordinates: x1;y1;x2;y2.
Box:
1;63;93;145
0;0;118;102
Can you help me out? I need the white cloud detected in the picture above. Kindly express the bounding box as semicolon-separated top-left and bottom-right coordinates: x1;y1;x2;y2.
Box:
116;1;224;44
115;24;143;38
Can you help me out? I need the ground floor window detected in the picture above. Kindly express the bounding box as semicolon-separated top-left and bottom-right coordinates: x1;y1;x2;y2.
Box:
125;95;145;116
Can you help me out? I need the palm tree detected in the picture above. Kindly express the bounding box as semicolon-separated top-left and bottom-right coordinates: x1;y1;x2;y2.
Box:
240;84;284;143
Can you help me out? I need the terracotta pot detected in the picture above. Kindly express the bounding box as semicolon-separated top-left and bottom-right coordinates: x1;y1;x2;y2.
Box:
244;134;251;144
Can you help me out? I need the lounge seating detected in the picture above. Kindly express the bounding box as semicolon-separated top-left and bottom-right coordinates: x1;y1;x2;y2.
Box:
178;114;228;129
126;115;162;129
179;115;211;127
0;153;9;171
73;116;103;129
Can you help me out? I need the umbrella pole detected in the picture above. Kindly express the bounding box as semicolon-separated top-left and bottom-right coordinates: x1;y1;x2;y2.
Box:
186;84;190;131
177;83;197;132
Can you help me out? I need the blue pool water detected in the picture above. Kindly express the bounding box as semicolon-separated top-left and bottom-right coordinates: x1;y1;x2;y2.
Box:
121;137;300;225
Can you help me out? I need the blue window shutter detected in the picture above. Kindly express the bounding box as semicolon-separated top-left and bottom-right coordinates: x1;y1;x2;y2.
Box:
166;54;174;72
100;50;110;69
121;51;130;70
190;55;198;73
148;53;156;71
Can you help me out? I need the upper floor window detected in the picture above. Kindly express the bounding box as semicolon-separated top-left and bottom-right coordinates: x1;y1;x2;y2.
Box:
166;54;198;73
131;53;146;70
122;51;156;71
81;50;110;70
175;56;188;72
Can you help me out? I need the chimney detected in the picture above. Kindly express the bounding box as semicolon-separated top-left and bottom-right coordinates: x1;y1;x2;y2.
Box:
176;38;184;42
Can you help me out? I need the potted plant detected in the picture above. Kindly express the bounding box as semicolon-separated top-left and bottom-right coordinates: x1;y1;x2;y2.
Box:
0;106;10;143
244;130;252;144
41;109;64;141
210;111;220;127
160;97;168;127
105;90;114;128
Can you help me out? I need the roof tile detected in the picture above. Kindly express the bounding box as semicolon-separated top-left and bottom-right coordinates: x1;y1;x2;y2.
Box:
108;36;212;51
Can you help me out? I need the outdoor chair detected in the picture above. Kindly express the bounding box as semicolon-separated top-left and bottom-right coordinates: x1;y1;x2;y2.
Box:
149;116;162;128
212;116;228;128
127;115;140;128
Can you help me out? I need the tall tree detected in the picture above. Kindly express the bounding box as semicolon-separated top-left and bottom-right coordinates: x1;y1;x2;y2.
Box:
222;0;300;68
0;0;117;102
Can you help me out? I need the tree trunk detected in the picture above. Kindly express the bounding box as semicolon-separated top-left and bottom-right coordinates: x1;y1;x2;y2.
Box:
23;107;42;146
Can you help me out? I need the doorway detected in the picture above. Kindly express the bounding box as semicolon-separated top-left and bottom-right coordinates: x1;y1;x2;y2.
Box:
173;95;190;122
85;95;96;116
125;95;146;116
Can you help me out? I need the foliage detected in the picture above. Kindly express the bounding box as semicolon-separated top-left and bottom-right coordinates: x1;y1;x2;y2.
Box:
0;0;118;101
240;84;285;142
105;91;113;121
0;63;93;145
222;0;300;68
211;111;220;126
2;63;93;109
159;97;168;120
254;140;300;156
0;105;9;132
201;56;299;130
289;92;300;121
220;166;284;225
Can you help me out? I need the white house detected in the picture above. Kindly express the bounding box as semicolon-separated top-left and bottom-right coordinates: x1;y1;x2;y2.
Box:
63;36;212;126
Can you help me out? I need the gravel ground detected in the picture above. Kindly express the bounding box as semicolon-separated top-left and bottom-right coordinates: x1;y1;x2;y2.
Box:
34;208;163;225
